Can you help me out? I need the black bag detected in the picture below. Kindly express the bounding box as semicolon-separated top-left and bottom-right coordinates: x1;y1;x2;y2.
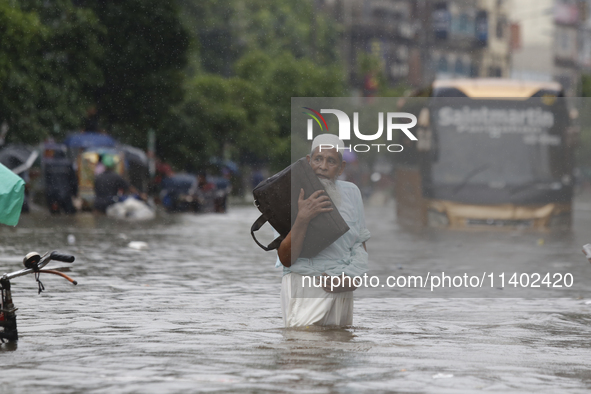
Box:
251;157;350;258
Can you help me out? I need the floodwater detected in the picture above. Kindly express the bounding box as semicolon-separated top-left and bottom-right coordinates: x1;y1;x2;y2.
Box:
1;196;591;393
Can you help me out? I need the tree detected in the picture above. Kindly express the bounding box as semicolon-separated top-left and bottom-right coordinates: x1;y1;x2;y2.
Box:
0;0;103;143
235;50;344;168
179;0;341;73
2;0;190;148
177;0;346;169
158;73;277;171
79;0;189;148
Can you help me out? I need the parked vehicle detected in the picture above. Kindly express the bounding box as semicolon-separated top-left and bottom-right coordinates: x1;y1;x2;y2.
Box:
160;173;229;213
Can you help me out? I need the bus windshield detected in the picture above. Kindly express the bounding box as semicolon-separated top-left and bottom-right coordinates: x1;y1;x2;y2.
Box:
430;97;570;187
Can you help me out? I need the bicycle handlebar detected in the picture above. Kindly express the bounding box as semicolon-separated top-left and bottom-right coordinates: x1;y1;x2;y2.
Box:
50;252;75;263
3;250;76;281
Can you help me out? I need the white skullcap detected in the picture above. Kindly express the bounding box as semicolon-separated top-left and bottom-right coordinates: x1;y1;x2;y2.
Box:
310;134;345;156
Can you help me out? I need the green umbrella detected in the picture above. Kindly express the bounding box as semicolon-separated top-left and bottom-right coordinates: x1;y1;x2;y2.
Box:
0;163;24;226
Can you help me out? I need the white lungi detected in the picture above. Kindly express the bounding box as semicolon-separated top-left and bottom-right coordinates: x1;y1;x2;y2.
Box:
275;181;369;328
281;273;353;327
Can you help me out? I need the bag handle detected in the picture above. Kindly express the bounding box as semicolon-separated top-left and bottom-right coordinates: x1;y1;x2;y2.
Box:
251;215;285;251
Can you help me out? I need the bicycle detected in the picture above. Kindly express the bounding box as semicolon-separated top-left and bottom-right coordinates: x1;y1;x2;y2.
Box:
0;251;76;342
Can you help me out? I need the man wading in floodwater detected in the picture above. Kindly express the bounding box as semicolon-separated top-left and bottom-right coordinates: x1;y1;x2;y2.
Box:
276;134;370;327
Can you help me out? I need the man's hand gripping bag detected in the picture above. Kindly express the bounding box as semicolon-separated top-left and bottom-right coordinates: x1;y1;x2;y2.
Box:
251;158;350;258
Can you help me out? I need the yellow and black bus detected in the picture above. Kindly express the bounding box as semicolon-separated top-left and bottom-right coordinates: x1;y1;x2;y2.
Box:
395;79;575;230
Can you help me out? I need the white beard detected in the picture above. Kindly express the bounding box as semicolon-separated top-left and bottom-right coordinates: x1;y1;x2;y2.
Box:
319;178;342;208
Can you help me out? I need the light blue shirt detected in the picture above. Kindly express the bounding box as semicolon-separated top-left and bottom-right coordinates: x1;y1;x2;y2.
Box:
275;180;370;277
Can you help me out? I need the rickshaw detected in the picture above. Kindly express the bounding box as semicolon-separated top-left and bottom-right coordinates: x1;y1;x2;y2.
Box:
76;148;125;210
63;133;150;211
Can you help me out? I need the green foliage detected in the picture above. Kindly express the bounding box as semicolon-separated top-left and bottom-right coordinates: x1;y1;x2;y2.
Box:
1;0;189;149
179;0;341;75
1;0;346;173
228;0;341;66
176;0;346;169
357;52;383;78
0;0;103;142
235;50;344;168
83;0;189;147
158;73;277;170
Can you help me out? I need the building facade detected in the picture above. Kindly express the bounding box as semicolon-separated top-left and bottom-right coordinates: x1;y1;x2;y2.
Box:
510;0;554;82
322;0;512;91
510;0;591;96
553;0;584;96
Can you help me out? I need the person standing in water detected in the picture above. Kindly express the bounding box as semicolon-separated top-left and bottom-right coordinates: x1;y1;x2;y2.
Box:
93;155;129;213
276;134;370;327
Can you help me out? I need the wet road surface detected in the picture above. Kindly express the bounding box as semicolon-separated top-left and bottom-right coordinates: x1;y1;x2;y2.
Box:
1;197;591;393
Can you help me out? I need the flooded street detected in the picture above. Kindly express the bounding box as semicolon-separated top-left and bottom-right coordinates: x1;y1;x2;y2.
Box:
2;197;591;393
3;0;591;392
